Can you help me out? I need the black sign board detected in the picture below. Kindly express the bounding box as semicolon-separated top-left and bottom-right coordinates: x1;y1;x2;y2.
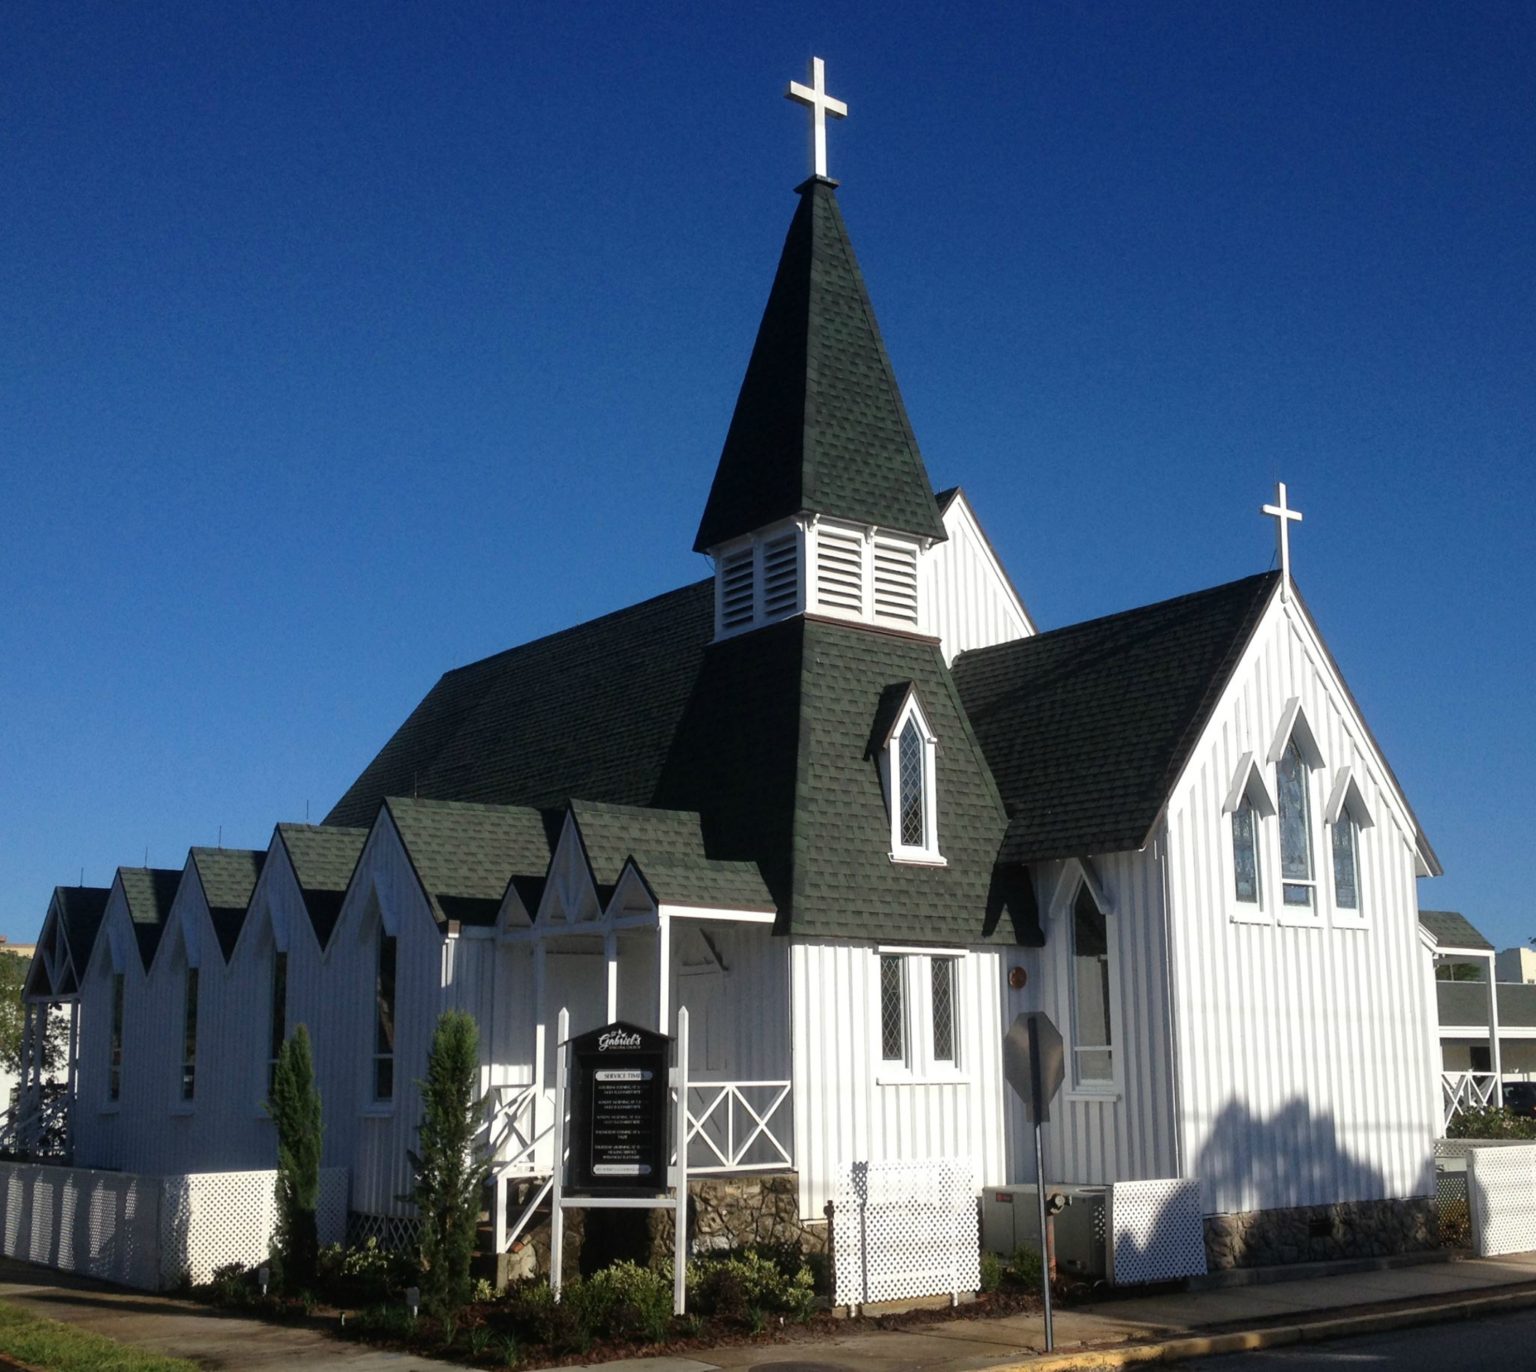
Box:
566;1021;672;1194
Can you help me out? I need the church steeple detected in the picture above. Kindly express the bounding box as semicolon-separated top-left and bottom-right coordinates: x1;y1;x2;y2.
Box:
693;176;947;555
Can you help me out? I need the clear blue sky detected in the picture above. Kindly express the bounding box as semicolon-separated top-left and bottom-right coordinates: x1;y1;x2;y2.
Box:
2;3;1531;950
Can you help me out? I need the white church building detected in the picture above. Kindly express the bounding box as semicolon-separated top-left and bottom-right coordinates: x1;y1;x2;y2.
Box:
20;62;1445;1275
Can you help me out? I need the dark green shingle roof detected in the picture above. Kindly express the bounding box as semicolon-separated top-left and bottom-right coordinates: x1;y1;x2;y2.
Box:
326;581;713;828
1420;909;1492;952
657;617;1018;943
278;824;368;947
952;573;1277;864
189;848;265;961
117;867;182;969
385;796;557;927
568;799;774;911
693;178;946;551
54;886;109;982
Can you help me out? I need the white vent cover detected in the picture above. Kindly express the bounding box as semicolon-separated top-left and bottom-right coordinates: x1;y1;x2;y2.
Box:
873;539;919;625
719;549;754;630
816;528;865;615
762;534;799;617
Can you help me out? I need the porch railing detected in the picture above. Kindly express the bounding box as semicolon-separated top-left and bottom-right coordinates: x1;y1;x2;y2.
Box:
1442;1070;1499;1131
683;1081;792;1172
482;1083;554;1174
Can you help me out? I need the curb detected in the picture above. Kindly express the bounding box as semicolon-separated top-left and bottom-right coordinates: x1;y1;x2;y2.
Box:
986;1283;1536;1370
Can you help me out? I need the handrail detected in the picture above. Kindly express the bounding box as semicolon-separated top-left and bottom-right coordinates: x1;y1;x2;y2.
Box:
1441;1070;1498;1130
682;1081;792;1172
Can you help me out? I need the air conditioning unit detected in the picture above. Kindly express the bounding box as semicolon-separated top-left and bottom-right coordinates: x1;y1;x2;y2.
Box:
980;1183;1108;1280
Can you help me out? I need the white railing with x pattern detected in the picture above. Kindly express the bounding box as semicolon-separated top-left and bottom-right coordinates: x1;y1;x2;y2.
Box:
683;1081;792;1172
1442;1071;1499;1131
483;1083;555;1174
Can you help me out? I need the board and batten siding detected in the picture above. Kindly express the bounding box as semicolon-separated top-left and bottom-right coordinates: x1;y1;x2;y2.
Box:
790;939;1006;1222
1003;853;1180;1189
1163;594;1438;1215
928;492;1033;665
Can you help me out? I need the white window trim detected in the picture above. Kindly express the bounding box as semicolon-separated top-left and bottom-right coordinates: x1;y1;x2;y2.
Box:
1274;722;1324;928
1063;877;1121;1098
879;692;945;865
1325;766;1372;928
874;946;970;1086
1223;752;1276;926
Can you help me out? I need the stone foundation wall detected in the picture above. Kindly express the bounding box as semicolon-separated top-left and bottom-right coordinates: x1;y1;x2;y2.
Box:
500;1173;820;1283
1204;1197;1437;1270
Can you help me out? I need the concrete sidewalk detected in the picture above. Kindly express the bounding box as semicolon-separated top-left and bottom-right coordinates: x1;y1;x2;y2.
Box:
3;1252;1536;1371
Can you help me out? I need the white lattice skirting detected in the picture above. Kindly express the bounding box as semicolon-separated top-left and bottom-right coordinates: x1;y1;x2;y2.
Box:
1107;1178;1207;1284
832;1157;980;1307
1467;1143;1536;1258
0;1161;347;1290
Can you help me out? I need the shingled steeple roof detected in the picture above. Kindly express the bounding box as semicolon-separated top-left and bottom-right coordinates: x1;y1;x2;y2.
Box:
693;177;947;552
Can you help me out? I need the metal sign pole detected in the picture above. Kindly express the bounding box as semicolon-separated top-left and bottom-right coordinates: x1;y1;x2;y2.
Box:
1029;1027;1053;1352
549;1006;569;1302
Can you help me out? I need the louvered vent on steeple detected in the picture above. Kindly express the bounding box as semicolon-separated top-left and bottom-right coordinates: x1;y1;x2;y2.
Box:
873;538;919;626
713;523;805;640
720;549;755;631
815;527;864;616
762;533;799;617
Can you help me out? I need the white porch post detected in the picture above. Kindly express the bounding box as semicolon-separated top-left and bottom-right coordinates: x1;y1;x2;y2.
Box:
550;1006;569;1302
1487;950;1503;1099
605;930;619;1023
657;912;672;1036
672;1005;689;1315
65;1001;78;1151
533;943;547;1092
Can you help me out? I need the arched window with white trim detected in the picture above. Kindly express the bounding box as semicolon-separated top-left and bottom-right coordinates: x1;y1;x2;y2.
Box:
874;687;943;865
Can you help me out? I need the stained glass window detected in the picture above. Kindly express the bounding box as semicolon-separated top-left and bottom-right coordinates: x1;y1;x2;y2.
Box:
1333;816;1359;910
181;967;199;1101
898;718;924;848
1071;886;1113;1084
1276;738;1314;907
879;955;905;1062
109;972;124;1102
931;959;956;1064
1232;795;1260;903
268;950;288;1095
374;932;397;1100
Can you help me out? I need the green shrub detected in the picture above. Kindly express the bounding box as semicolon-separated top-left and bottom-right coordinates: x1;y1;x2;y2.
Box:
684;1250;814;1322
979;1250;1002;1293
586;1260;673;1343
1008;1244;1043;1287
1446;1106;1536;1140
316;1238;415;1306
410;1011;488;1316
267;1026;324;1291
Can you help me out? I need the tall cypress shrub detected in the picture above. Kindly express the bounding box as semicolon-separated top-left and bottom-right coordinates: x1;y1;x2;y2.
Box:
411;1010;486;1314
267;1023;323;1289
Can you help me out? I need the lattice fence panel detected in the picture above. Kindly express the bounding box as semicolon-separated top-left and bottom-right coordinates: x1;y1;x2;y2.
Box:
1107;1178;1207;1285
832;1158;979;1307
348;1210;423;1254
1467;1144;1536;1258
157;1167;348;1286
1436;1170;1471;1247
0;1164;161;1289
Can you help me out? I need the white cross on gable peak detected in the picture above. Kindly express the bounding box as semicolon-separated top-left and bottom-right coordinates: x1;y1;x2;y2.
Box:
786;56;847;181
1261;481;1304;600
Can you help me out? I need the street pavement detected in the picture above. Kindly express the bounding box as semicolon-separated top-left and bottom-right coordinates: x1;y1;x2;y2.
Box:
2;1251;1536;1370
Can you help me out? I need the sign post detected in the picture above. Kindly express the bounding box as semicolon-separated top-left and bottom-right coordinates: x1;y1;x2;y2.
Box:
1002;1011;1065;1351
549;1010;690;1315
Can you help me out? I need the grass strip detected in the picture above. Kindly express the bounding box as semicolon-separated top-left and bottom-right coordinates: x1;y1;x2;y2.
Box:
0;1300;199;1372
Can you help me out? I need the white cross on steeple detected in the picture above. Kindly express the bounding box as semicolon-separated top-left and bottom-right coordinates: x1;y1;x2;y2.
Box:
787;57;847;180
1262;481;1304;599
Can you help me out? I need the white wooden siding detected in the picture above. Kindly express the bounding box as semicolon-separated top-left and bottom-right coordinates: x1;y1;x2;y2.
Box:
791;939;1006;1221
929;491;1033;664
1003;853;1180;1188
1163;594;1438;1213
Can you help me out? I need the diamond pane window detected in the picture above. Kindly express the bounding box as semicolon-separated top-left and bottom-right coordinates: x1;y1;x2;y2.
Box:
879;955;905;1062
1333;817;1359;910
1276;738;1315;907
899;718;924;847
931;959;956;1064
1232;796;1260;904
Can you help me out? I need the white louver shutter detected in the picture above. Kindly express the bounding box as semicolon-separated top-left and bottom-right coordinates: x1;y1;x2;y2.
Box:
873;539;920;626
719;548;754;630
761;533;799;618
815;527;865;616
